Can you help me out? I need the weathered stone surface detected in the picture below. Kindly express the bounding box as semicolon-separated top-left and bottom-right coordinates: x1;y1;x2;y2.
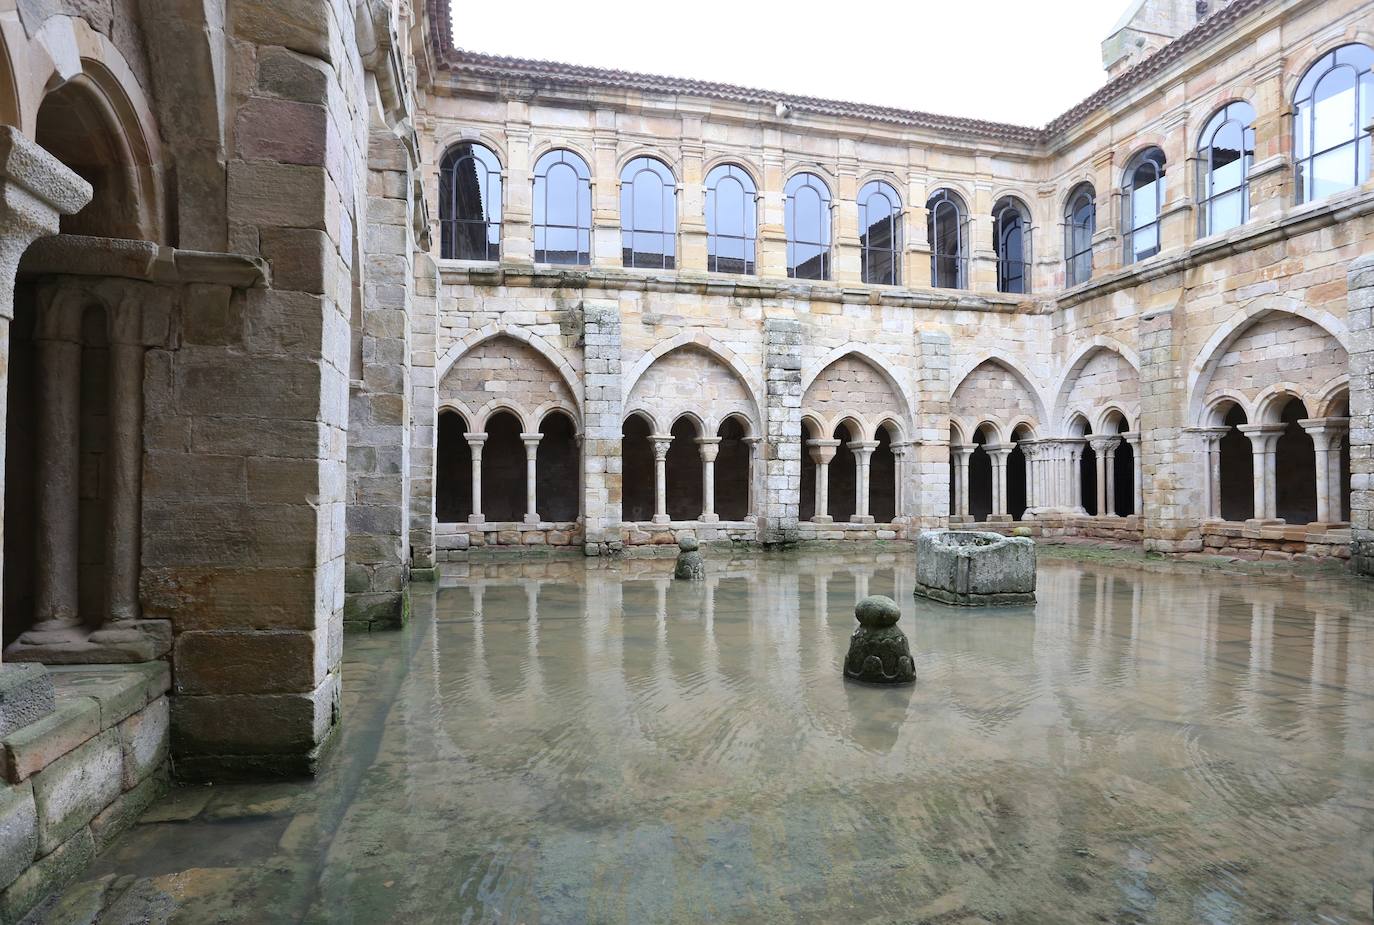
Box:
118;698;169;789
844;596;916;684
0;697;99;784
90;763;169;853
0;782;37;891
31;730;121;853
673;536;705;580
914;531;1036;606
0;826;94;925
0;666;54;738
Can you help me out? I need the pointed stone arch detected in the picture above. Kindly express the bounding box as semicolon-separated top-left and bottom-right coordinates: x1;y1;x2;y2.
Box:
1051;341;1141;433
950;355;1046;440
801;348;912;441
437;323;583;421
624;339;762;436
439;333;579;431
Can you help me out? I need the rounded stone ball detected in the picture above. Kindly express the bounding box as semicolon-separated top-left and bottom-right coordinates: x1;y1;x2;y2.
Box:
677;535;699;552
854;595;901;628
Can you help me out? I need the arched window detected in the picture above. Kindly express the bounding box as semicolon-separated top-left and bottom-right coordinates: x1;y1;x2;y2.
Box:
992;196;1031;294
858;179;902;285
532;149;591;265
1123;147;1166;264
438;142;501;261
785;172;832;280
620;156;676;269
1064;184;1095;286
926;188;967;289
705;164;756;274
1197;101;1255;236
1295;43;1374;204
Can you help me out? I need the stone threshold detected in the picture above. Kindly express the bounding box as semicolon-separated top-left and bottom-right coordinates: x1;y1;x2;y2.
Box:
0;663;170;924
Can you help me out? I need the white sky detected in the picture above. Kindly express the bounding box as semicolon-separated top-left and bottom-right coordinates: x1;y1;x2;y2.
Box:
448;0;1129;126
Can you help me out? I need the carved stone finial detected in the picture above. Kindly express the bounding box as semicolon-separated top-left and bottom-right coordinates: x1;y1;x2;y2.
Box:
844;595;916;684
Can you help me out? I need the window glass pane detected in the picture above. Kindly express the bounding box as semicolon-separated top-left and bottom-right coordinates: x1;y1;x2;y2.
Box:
1311;143;1358;199
1131;171;1159;231
1209;188;1244;235
1210;122;1245;194
1313;68;1358;153
1131;223;1158;262
1336;43;1374;70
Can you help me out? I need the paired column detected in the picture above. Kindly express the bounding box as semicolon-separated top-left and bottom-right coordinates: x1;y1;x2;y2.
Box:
105;291;146;623
1121;432;1142;517
520;433;542;524
951;444;975;520
1192;427;1230;519
1087;436;1120;517
696;436;721;522
985;444;1012;519
742;436;762;521
1237;424;1284;521
1067;439;1087;514
30;290;84;632
1298;418;1350;524
806;439;839;524
849;440;878;523
466;433;487;524
650;434;674;524
890;441;909;521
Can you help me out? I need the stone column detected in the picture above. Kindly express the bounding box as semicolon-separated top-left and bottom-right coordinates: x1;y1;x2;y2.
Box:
849;440;878;523
650;435;674;525
985;444;1012;519
30;289;85;633
1103;440;1119;515
806;439;839;524
1238;424;1285;521
1190;427;1230;520
1088;436;1117;516
1019;442;1036;515
696;437;721;523
743;436;762;522
520;433;542;525
890;441;909;520
1122;432;1142;516
1299;418;1350;524
104;288;146;623
1067;439;1087;514
951;444;975;520
466;433;487;524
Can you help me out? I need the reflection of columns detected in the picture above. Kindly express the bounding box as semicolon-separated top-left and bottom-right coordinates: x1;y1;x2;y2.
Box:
32;292;84;630
1121;432;1141;516
650;434;673;524
1088;436;1119;517
520;433;542;524
986;444;1012;518
849;440;878;523
1298;418;1350;523
1189;427;1228;520
743;436;762;521
951;444;975;519
806;439;839;523
465;433;488;524
106;292;146;623
696;437;721;522
1238;424;1284;521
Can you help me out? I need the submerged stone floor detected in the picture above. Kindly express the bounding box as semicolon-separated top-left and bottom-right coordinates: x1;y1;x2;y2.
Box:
32;547;1374;923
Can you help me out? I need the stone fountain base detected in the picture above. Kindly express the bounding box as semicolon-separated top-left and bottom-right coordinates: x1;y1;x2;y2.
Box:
914;530;1036;606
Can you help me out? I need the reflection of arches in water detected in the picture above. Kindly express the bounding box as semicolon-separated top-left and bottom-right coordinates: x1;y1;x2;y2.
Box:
618;581;662;685
475;584;532;699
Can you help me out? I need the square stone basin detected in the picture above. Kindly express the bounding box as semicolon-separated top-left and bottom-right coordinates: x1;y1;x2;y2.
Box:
914;529;1036;605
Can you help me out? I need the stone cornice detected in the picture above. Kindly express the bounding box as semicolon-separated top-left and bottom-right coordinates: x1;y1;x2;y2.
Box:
19;235;269;289
437;262;1045;315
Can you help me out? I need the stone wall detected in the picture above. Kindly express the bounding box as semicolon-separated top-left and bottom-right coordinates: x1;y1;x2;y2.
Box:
0;663;168;924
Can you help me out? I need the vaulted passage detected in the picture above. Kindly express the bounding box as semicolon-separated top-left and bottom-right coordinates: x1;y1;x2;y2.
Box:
665;417;703;521
436;410;473;522
482;411;525;523
1274;398;1316;525
537;412;579;522
715;417;750;521
621;415;654;523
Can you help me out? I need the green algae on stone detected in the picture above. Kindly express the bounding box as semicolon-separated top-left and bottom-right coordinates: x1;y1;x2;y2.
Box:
844;595;916;684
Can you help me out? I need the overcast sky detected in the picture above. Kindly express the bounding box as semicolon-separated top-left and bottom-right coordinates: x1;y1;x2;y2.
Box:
448;0;1129;126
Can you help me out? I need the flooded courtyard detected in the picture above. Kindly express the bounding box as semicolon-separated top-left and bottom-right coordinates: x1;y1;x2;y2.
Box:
44;548;1374;923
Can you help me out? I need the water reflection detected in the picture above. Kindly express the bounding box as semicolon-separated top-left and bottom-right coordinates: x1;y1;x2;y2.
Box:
393;551;1374;922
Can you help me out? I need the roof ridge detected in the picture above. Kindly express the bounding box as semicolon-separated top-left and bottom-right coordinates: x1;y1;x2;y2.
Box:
425;0;1272;144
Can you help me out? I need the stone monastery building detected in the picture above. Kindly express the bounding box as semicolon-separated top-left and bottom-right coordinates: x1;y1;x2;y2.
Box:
0;0;1372;908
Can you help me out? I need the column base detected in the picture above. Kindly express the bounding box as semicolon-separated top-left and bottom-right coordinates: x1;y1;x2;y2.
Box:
986;514;1013;523
1244;518;1284;527
1305;521;1350;533
948;515;974;525
468;514;486;525
651;515;671;525
523;514;540;525
5;619;172;664
810;515;833;524
699;513;719;523
0;663;56;736
849;515;875;525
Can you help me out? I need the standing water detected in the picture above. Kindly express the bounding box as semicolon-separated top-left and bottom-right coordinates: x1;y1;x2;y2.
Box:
57;549;1374;923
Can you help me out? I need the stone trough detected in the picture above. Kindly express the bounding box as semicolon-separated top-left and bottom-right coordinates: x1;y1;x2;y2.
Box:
914;530;1036;606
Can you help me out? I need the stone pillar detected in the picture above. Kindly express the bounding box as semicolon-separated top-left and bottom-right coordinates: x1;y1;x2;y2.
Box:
30;290;84;633
521;433;542;524
1299;418;1350;524
1189;427;1229;519
581;300;623;553
806;439;839;524
0;129;92;678
466;434;487;524
850;440;878;523
1103;440;1119;515
1122;432;1142;517
1238;424;1284;522
105;289;146;623
1067;439;1087;514
1088;436;1118;516
1347;255;1374;574
986;444;1012;519
696;437;721;522
409;254;440;575
743;436;762;521
1020;442;1037;514
951;445;975;520
762;318;802;543
890;441;908;520
651;435;673;525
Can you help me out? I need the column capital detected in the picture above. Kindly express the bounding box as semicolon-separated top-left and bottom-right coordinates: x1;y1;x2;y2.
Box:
0;126;93;313
847;439;880;453
1298;417;1350;446
695;436;721;462
32;285;87;343
650;434;674;460
983;443;1013;460
465;432;489;451
951;443;977;462
1237;423;1285;449
806;438;840;465
1087;435;1121;453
